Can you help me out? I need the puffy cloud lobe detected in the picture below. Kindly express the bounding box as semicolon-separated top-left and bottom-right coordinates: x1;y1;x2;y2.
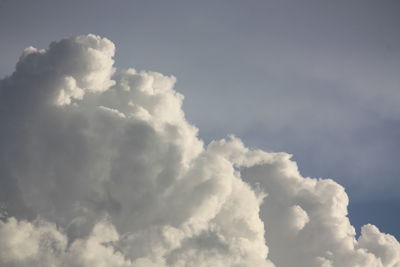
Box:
0;34;398;266
0;217;67;266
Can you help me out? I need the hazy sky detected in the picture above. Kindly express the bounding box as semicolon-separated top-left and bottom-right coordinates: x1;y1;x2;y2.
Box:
1;0;399;240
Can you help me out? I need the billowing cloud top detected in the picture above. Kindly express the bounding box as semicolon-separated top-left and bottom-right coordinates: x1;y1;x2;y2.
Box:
0;34;398;267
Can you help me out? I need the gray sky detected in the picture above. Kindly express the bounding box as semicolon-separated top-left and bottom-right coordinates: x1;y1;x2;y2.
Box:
1;0;399;238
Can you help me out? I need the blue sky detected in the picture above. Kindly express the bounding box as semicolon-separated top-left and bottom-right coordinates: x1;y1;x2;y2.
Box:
1;0;399;239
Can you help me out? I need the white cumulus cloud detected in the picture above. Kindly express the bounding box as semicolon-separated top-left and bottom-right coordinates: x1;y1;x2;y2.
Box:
0;34;398;267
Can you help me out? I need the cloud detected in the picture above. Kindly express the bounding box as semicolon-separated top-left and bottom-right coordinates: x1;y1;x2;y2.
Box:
0;34;398;267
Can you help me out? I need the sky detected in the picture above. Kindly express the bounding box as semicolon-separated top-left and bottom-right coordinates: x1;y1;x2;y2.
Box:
0;0;399;265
